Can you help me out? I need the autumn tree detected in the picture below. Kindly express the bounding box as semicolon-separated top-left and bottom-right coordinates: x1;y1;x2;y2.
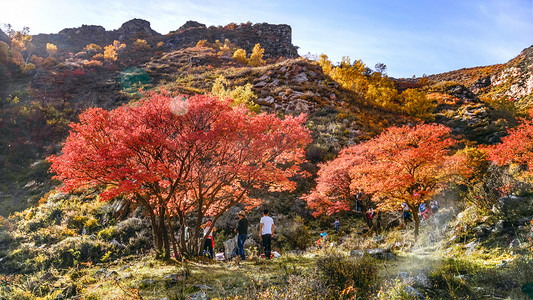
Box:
103;40;126;61
303;143;376;230
4;25;34;71
46;43;57;57
487;110;533;183
399;88;435;121
133;39;150;50
211;75;260;112
249;43;266;66
312;123;470;237
48;92;311;258
233;48;248;64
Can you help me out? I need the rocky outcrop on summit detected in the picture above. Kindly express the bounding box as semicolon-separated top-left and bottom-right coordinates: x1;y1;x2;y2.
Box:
0;29;9;44
117;18;160;41
165;21;298;58
30;19;299;60
31;19;161;57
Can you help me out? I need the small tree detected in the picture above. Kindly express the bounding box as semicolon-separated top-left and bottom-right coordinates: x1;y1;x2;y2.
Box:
304;144;376;230
232;48;248;64
249;43;266;66
211;75;260;112
45;43;57;57
400;88;435;121
133;39;150;50
103;40;126;61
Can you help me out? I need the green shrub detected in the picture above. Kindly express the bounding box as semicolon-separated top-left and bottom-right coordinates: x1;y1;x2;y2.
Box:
316;251;378;297
278;216;312;251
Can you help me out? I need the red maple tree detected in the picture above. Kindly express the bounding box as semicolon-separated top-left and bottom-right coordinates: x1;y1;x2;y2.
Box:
48;91;311;258
487;110;533;178
306;123;470;237
303;143;376;229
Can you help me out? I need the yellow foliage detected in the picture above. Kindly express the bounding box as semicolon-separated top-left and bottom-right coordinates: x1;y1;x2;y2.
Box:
211;75;260;112
84;43;102;54
232;48;248;64
133;39;150;50
399;88;436;120
104;45;117;61
103;40;126;61
196;39;210;48
249;43;266;66
46;43;58;57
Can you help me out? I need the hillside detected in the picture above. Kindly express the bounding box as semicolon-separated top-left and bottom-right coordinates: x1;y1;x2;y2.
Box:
1;18;533;300
427;44;533;112
0;19;414;216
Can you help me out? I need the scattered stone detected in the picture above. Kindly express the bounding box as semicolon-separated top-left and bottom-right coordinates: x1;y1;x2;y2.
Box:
105;270;118;278
372;235;386;243
193;284;213;290
404;285;425;299
415;273;430;288
254;81;267;88
509;238;521;249
188;291;209;300
473;224;491;238
463;241;478;252
256;96;275;106
293;72;308;84
350;248;396;260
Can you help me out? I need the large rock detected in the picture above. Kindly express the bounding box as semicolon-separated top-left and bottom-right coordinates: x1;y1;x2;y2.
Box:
117;18;160;41
0;29;9;44
350;248;396;260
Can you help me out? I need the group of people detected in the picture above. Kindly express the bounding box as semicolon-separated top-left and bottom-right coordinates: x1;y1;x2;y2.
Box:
402;199;439;224
200;209;275;261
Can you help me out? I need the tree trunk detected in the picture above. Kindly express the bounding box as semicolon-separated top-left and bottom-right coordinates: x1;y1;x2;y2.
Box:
168;217;179;259
159;207;170;259
413;211;420;239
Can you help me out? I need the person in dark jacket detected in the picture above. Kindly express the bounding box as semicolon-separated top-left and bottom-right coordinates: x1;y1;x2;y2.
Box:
235;210;248;260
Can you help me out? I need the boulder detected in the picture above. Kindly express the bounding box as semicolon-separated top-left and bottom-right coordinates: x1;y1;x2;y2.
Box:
350;248;396;260
117;19;160;41
293;72;308;84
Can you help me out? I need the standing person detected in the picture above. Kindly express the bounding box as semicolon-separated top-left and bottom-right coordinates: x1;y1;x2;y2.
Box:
259;209;275;260
430;199;439;214
235;210;248;260
200;219;216;259
402;202;413;224
333;217;340;233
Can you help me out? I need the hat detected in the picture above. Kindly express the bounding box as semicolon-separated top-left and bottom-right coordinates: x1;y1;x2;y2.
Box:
238;210;246;217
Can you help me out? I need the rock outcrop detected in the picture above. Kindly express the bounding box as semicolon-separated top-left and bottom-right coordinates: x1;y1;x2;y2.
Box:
165;21;298;58
30;19;299;59
117;18;160;41
0;29;9;44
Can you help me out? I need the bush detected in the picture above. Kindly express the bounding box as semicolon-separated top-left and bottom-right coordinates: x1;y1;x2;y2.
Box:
316;251;378;297
277;216;312;251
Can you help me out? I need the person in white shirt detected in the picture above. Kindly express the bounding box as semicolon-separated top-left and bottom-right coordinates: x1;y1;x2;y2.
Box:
259;209;275;259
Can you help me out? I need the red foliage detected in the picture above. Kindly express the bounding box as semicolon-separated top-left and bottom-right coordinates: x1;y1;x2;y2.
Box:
306;123;470;237
71;68;86;76
487;110;533;177
48;91;311;256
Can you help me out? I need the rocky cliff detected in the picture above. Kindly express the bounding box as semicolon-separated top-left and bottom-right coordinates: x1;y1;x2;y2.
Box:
164;21;298;58
29;19;299;59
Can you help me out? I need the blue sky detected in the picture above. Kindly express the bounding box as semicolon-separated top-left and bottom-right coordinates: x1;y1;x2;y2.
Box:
2;0;533;78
